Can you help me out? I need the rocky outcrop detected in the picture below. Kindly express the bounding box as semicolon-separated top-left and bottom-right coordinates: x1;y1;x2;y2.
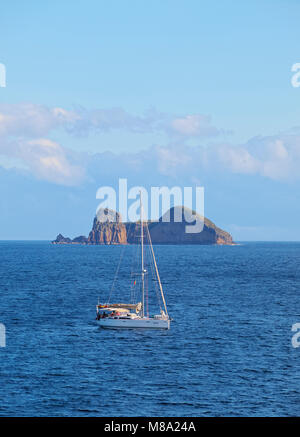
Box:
52;206;234;245
87;217;127;245
72;235;88;244
52;234;88;244
52;234;72;244
126;207;233;245
146;218;232;245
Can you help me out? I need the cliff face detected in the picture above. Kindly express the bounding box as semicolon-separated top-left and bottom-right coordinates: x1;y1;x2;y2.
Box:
145;220;232;245
52;206;234;245
129;207;232;245
88;217;127;245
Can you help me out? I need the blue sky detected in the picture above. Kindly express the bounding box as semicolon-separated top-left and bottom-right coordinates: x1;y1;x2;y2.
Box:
0;0;300;240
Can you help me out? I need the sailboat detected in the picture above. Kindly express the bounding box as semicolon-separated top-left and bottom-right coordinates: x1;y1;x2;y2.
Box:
96;192;171;330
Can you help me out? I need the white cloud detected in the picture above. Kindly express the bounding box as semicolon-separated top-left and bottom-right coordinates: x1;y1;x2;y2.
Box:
0;103;78;138
170;114;221;137
156;145;193;176
0;137;85;185
245;135;300;180
0;103;222;140
214;143;260;174
142;134;300;182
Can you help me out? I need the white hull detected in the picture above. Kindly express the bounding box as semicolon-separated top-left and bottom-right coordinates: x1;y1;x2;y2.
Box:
97;317;170;330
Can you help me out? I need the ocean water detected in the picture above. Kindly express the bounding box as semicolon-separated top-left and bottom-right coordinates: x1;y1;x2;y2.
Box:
0;241;300;417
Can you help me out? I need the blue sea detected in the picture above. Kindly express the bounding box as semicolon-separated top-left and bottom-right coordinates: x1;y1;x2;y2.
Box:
0;241;300;417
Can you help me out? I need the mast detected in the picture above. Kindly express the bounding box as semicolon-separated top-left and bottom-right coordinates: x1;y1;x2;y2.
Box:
140;191;145;317
145;224;169;317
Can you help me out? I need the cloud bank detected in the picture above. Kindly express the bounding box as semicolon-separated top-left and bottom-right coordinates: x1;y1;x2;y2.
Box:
0;103;222;139
0;103;300;186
